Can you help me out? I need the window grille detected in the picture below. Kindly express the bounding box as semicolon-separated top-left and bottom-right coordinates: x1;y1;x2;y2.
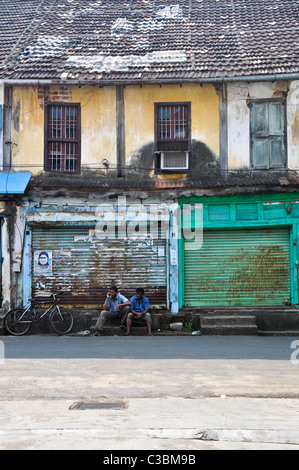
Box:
158;104;188;141
155;102;190;172
46;104;81;173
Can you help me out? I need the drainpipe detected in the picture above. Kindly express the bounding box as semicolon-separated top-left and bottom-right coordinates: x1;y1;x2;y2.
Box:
2;85;12;171
2;73;299;88
169;205;180;314
0;83;3;170
116;86;125;178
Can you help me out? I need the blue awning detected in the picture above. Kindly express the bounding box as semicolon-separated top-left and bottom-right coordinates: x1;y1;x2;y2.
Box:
0;172;31;194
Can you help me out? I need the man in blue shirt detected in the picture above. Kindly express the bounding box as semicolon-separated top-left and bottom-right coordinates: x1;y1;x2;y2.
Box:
94;286;131;336
125;287;153;336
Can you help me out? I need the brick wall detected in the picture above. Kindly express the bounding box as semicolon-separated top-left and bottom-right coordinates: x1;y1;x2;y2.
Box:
38;86;72;109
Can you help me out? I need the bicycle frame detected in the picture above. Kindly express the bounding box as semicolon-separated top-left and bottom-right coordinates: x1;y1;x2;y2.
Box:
26;298;62;322
4;290;71;336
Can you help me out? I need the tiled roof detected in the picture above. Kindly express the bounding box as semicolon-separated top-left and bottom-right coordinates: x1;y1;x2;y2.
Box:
0;0;299;82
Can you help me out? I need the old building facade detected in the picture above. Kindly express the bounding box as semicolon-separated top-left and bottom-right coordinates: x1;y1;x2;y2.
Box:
1;0;299;333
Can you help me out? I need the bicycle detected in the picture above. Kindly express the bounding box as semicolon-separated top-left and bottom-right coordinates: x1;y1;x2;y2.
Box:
4;291;74;336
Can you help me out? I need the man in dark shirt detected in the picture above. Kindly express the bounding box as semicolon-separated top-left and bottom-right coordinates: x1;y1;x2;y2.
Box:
125;287;153;336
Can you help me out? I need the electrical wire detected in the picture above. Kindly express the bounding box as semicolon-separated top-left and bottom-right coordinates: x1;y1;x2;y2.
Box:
2;163;299;175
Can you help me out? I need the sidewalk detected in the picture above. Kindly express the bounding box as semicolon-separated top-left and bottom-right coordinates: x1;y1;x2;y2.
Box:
0;397;298;450
1;335;298;450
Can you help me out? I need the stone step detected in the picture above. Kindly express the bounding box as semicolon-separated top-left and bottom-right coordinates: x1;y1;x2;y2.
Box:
200;314;258;336
200;324;259;336
100;326;150;336
90;311;170;332
200;315;257;327
182;307;298;316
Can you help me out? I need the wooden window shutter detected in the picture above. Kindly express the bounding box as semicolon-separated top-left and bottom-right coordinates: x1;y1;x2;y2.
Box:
251;100;286;170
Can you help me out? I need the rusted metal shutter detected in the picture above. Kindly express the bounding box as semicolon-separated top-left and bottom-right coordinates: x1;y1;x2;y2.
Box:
184;228;290;306
31;226;167;308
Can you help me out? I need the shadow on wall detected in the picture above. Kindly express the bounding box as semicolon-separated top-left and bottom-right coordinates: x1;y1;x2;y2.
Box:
127;140;219;178
188;140;220;177
37;140;219;179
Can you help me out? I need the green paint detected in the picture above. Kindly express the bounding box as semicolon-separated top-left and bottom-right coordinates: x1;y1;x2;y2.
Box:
178;193;299;308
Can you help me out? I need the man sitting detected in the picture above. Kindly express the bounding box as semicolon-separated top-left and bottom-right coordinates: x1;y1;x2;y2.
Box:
125;288;153;336
94;286;131;336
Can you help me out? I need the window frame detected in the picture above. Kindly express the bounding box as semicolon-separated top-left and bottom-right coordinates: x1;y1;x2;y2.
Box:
250;98;287;171
44;102;81;174
154;102;191;174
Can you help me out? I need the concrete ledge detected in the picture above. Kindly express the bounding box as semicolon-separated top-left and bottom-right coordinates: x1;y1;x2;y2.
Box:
1;306;298;337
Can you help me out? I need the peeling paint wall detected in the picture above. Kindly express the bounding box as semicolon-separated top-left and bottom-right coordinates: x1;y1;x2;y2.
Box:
11;86;44;174
287;80;299;170
125;83;219;174
11;80;299;178
10;83;219;177
73;85;117;170
11;85;117;175
227;80;299;170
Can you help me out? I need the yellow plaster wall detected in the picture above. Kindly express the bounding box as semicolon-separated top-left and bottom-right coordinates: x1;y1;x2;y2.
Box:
124;83;220;163
11;87;44;174
11;86;117;175
72;86;116;168
11;83;219;175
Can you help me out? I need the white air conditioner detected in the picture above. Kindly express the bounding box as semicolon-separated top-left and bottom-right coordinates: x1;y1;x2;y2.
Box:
160;151;189;170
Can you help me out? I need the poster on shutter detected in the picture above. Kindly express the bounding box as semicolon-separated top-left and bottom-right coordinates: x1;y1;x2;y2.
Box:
34;250;53;275
170;248;178;265
158;246;165;257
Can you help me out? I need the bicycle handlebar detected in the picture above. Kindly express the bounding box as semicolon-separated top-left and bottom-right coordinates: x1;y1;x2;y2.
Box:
29;288;71;304
51;291;66;299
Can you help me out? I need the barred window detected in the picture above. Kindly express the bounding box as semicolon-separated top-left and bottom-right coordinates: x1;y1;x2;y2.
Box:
45;104;81;173
157;104;189;141
155;102;191;172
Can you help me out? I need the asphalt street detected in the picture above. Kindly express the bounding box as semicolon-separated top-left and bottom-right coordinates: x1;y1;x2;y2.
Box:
0;335;299;450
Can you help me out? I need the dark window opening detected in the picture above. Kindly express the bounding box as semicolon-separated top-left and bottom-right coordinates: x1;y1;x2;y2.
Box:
155;102;191;173
45;103;81;173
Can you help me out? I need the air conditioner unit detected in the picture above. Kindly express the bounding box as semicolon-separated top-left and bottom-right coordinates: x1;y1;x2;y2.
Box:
160;151;189;170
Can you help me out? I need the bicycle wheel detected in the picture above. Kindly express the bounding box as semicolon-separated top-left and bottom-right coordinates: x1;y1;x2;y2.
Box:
50;307;73;335
4;308;32;336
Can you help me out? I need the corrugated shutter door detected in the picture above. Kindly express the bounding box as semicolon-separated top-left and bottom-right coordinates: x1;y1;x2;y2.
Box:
32;227;167;307
184;228;290;306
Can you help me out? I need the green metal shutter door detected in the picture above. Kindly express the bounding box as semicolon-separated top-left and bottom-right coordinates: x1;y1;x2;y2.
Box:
31;227;167;307
184;228;290;306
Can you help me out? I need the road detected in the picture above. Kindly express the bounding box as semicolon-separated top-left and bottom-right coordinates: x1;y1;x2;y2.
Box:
0;335;299;450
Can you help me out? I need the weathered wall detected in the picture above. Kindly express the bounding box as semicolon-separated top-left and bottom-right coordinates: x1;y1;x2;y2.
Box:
10;80;299;178
288;80;299;169
125;83;219;176
73;85;117;171
11;85;117;175
10;83;219;177
11;86;44;174
21;193;179;311
227;80;299;170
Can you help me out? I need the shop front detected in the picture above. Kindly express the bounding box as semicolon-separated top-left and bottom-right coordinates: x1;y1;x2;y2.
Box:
24;205;168;309
179;194;299;308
